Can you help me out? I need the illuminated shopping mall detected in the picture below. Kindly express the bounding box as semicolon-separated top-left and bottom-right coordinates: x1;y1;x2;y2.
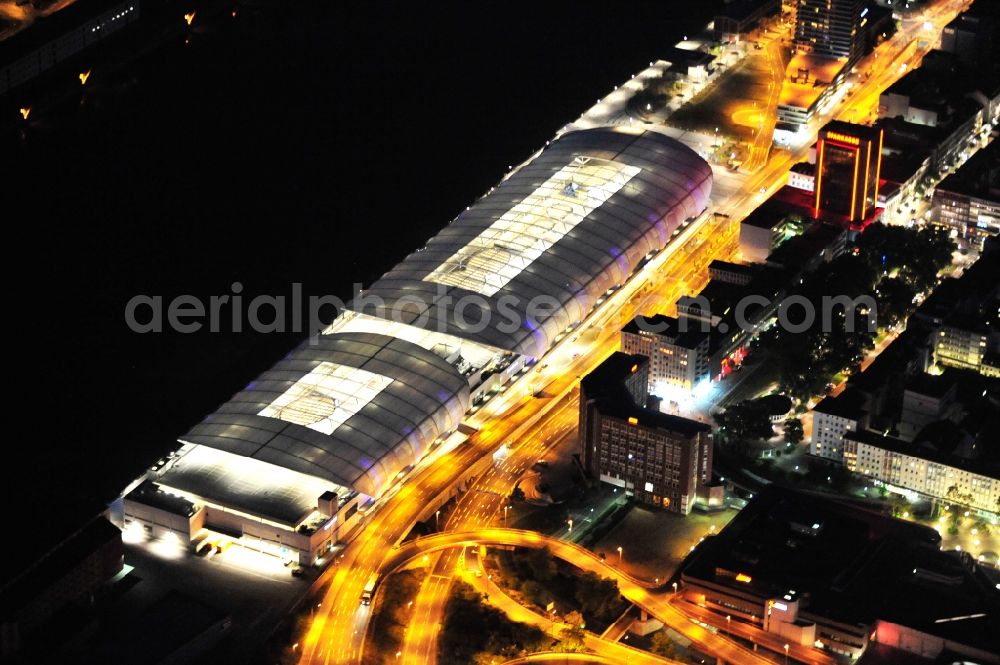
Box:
119;126;714;565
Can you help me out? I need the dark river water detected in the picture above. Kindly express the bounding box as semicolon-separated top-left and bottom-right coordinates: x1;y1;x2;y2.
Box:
2;0;721;563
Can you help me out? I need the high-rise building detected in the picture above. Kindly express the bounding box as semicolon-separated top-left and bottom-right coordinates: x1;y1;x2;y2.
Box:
794;0;865;61
620;314;711;393
815;120;883;223
579;353;713;514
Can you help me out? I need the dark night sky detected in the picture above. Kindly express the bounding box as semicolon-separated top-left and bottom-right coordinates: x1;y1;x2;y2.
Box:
2;0;721;568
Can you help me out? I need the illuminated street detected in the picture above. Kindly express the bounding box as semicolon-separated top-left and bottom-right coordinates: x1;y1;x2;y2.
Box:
5;1;993;664
293;2;984;664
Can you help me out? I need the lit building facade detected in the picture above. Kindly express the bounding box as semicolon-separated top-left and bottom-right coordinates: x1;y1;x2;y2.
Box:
844;430;999;513
580;353;712;515
620;314;711;392
794;0;864;61
934;323;991;372
815;121;883;223
810;388;868;463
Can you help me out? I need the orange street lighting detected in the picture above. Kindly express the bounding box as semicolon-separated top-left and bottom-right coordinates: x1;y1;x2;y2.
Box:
184;11;196;25
567;519;573;532
19;107;30;121
617;546;623;562
79;70;91;85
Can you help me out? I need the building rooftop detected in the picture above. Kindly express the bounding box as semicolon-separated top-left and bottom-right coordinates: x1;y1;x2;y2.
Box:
125;481;198;518
778;53;845;110
181;330;470;500
714;0;778;22
157;444;344;527
682;486;1000;654
709;259;758;276
936;140;1000;200
813;387;868;420
581;352;710;437
765;223;845;270
79;590;229;665
622;314;708;349
878;149;930;185
819;120;883;144
904;371;957;399
0;516;121;618
357;127;712;361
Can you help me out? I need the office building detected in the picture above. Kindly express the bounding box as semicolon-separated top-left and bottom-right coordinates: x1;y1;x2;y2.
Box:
845;429;999;514
580;353;712;515
714;0;781;42
810;388;868;463
621;314;711;392
933;140;1000;253
793;0;864;61
815;121;883;223
680;486;1000;662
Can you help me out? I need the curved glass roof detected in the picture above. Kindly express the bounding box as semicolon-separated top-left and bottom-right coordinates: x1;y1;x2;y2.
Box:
352;127;713;359
180;332;470;498
178;127;711;504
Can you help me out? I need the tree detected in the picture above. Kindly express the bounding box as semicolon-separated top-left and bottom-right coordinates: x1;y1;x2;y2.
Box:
714;400;774;457
520;580;551;608
783;417;804;445
946;484;974;507
564;610;586;630
574;572;622;622
524;546;557;582
650;630;679;659
556;624;587;652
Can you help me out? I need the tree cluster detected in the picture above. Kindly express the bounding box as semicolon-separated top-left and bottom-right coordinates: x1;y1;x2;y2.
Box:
755;223;953;402
439;580;547;664
714;399;775;458
573;571;625;624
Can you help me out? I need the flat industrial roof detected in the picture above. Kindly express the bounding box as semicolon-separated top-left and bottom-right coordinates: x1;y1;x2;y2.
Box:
157;444;345;527
778;53;846;110
682;487;1000;652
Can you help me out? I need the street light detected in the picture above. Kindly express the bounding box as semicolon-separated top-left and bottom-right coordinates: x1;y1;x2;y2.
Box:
617;546;623;563
436;510;440;530
396;651;402;661
726;615;731;637
567;519;573;533
784;643;790;664
672;582;678;594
